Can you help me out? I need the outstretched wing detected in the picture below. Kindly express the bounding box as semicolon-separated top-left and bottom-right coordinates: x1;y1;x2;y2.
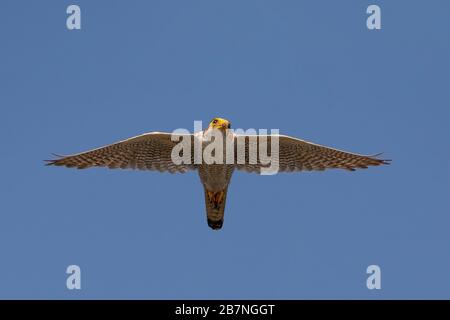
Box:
46;132;196;173
234;134;390;174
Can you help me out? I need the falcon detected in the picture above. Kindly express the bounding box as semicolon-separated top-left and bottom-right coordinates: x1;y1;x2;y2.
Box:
46;118;390;230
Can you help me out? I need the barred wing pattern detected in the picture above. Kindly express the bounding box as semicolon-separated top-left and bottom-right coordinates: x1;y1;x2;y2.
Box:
234;134;390;173
46;132;196;173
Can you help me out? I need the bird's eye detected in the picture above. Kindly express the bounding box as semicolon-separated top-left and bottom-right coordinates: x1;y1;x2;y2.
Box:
212;119;218;124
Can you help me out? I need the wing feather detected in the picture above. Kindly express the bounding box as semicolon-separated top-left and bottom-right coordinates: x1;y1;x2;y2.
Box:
45;132;196;173
234;134;390;174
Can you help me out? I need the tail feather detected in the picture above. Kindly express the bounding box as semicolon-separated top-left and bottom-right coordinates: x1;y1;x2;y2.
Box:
203;187;228;230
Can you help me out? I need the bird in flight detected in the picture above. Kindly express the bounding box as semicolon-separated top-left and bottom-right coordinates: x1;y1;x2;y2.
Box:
46;117;390;230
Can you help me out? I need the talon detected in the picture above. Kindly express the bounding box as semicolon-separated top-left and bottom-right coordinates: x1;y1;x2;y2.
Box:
207;190;225;209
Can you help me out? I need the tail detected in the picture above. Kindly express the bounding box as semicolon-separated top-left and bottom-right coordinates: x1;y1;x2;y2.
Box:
203;187;229;230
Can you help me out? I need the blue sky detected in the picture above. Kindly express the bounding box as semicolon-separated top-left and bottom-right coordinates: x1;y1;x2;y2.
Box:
0;0;449;299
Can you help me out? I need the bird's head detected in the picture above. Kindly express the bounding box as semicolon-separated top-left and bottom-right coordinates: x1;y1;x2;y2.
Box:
208;117;231;131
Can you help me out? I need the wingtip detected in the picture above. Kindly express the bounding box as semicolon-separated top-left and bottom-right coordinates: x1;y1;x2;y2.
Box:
44;153;65;166
369;152;392;165
44;160;55;166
